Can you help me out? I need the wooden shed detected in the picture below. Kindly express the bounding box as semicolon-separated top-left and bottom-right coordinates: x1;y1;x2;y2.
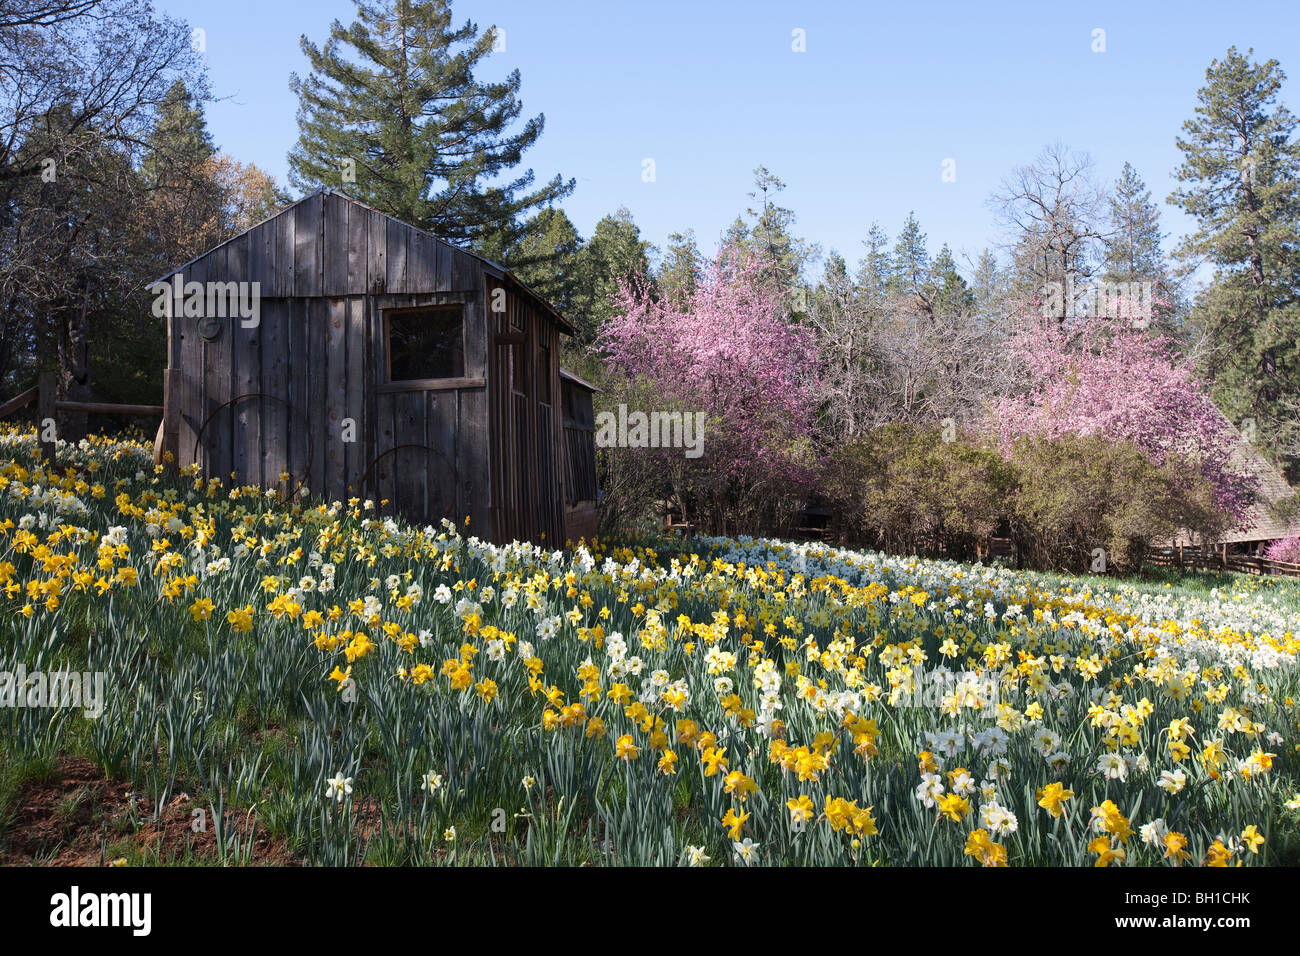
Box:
154;188;595;546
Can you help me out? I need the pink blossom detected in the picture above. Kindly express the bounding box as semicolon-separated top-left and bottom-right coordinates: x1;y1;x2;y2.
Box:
597;242;819;488
989;310;1256;524
1265;535;1300;564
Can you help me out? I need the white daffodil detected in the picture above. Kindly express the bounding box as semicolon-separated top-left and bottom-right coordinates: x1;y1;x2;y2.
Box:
685;845;711;867
1096;752;1128;781
1156;769;1186;794
732;838;759;865
325;772;353;803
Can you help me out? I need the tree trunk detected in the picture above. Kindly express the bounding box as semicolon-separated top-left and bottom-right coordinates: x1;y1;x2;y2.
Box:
58;290;92;441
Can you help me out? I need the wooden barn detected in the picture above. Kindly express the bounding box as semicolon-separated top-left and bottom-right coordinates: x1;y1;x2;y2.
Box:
153;188;598;546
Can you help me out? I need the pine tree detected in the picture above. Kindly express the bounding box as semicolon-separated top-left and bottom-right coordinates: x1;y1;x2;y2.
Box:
570;208;653;346
821;250;849;284
502;206;581;316
1103;162;1167;285
855;222;891;306
141;80;215;184
926;243;973;317
1169;46;1300;477
1101;162;1186;337
717;167;817;292
889;212;929;295
657;230;702;308
745;166;806;289
141;79;223;264
971;248;1004;315
288;0;573;251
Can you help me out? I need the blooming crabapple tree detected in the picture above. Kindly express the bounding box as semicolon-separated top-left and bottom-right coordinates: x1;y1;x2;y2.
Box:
598;242;820;533
990;311;1257;527
1265;535;1300;564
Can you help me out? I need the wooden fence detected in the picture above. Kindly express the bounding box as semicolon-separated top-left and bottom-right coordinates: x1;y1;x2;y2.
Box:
1146;546;1300;578
0;372;163;462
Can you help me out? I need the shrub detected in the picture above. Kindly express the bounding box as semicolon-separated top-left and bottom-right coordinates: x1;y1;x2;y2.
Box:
824;429;1229;573
823;425;1013;561
1008;435;1226;574
989;313;1257;525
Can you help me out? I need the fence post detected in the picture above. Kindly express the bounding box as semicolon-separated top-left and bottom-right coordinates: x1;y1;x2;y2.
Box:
37;372;56;464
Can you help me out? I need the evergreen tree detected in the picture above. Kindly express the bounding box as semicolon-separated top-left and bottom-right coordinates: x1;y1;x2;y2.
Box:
288;0;573;251
716;167;816;291
141;80;215;183
926;243;973;317
718;216;750;275
657;229;702;308
971;248;1005;315
570;208;653;346
1102;162;1185;336
855;222;891;306
500;206;581;316
1169;47;1300;477
141;79;223;264
889;212;930;296
744;166;811;289
821;250;849;283
1103;162;1167;285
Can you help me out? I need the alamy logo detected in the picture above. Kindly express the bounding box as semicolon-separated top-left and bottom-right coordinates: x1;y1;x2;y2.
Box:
1040;277;1154;326
150;274;261;328
0;667;106;718
595;405;705;459
895;669;1002;711
49;886;151;936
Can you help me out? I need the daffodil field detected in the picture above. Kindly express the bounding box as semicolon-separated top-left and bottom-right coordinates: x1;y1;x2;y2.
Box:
2;428;1299;867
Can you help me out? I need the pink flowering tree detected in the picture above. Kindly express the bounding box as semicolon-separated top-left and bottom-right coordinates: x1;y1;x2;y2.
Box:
1265;535;1300;564
597;242;820;533
989;310;1257;527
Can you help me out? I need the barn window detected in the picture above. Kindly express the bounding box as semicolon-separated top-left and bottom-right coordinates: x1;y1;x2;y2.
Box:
385;306;464;383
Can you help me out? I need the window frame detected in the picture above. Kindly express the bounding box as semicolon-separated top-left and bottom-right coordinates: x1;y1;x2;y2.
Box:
381;303;475;391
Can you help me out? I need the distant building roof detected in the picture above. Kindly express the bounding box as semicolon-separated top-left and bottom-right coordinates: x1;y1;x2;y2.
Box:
1220;428;1300;543
1167;409;1300;545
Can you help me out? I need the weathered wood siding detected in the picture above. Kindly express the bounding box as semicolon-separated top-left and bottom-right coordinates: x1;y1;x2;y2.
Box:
487;275;565;546
560;376;598;544
561;379;597;504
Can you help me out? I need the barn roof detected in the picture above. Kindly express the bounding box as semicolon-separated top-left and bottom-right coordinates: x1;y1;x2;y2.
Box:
1219;422;1300;543
153;188;575;335
559;368;600;393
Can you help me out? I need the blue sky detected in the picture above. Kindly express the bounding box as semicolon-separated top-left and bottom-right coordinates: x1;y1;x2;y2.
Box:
157;0;1300;278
